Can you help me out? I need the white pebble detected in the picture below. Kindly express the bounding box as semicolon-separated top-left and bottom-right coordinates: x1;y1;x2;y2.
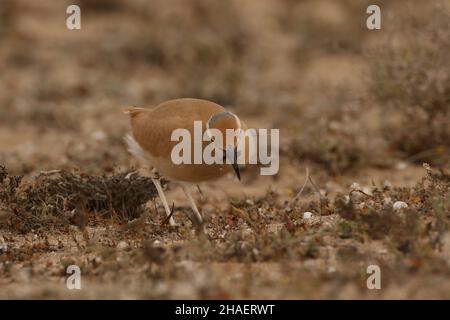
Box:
92;130;106;141
116;241;129;250
393;201;408;211
396;162;407;170
303;211;313;220
362;187;373;195
328;266;336;273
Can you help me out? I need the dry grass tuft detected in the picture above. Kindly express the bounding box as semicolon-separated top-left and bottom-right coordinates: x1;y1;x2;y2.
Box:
333;164;449;257
0;165;161;233
368;6;450;164
290;129;368;176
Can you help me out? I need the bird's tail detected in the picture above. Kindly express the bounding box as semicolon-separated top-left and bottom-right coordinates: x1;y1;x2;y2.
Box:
122;106;145;117
124;134;150;163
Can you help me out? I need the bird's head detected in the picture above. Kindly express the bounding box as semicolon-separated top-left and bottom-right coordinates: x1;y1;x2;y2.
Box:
205;111;243;181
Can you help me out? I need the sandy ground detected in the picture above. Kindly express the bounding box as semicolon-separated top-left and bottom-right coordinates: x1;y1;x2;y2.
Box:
0;0;449;299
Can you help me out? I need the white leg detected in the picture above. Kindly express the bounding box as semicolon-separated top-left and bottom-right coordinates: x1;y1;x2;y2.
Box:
152;178;176;226
181;183;203;225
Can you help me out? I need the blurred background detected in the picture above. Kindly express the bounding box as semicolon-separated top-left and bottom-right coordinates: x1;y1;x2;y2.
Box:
0;0;448;178
1;0;450;300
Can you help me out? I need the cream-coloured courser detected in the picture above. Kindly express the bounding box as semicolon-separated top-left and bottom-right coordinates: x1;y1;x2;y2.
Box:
123;98;245;227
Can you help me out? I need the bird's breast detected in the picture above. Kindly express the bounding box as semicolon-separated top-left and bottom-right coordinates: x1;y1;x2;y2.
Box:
149;155;231;182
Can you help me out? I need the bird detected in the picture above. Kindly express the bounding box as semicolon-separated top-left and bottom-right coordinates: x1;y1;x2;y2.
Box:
122;98;246;227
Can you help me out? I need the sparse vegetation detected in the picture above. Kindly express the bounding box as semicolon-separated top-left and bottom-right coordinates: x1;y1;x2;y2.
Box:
334;165;449;255
368;7;450;164
0;0;449;299
288;85;381;175
291;129;368;175
0;165;161;233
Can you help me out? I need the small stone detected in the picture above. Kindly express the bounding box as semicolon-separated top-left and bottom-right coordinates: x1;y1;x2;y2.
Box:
328;266;336;273
116;241;129;250
396;162;407;170
362;187;373;195
93;257;102;267
303;211;313;220
393;201;408;211
92;130;106;141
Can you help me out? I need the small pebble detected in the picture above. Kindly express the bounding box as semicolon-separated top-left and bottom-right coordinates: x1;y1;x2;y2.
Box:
303;211;313;220
93;257;102;267
92;130;106;141
396;162;407;170
116;241;129;250
362;187;373;195
393;201;408;211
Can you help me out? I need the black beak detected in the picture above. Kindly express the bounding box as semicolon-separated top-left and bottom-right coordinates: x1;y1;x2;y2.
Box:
223;147;241;181
232;163;241;181
232;151;241;181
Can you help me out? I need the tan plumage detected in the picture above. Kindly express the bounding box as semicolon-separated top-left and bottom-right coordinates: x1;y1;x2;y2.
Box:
123;98;244;226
